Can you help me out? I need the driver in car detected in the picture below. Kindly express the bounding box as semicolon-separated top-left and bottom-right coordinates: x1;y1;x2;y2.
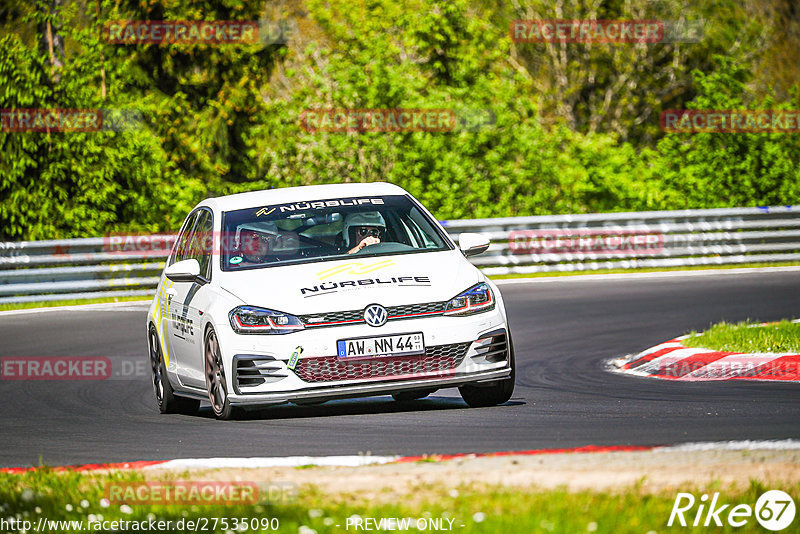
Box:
343;212;387;254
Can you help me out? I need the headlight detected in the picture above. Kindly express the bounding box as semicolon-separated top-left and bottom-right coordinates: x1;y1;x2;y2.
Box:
443;283;495;316
229;306;304;334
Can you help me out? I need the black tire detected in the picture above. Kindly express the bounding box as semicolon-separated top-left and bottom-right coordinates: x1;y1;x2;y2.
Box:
148;325;200;415
204;327;241;420
459;334;515;408
392;389;436;402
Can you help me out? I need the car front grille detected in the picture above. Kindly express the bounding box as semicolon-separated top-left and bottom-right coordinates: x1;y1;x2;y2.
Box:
386;302;445;317
300;309;362;325
293;342;470;383
299;301;447;328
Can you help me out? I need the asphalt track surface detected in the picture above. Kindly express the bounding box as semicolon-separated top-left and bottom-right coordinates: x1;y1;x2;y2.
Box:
1;270;799;468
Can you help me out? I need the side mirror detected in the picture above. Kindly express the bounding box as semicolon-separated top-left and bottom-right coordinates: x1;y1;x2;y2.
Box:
458;232;490;257
165;258;202;283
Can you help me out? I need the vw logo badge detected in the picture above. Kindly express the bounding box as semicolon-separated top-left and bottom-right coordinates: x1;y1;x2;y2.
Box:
363;304;388;327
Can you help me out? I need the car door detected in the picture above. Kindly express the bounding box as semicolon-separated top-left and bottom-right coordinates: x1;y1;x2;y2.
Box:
158;210;198;376
167;208;214;389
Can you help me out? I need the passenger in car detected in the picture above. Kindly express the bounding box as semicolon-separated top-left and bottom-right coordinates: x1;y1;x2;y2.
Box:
234;222;281;265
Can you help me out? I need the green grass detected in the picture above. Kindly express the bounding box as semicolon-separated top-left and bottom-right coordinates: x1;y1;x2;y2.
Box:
0;295;149;312
0;469;796;533
684;320;800;353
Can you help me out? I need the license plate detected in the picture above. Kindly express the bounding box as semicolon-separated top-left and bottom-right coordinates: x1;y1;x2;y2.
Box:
337;332;425;360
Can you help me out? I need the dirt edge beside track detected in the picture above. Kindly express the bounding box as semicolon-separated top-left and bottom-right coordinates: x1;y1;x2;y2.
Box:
143;449;800;500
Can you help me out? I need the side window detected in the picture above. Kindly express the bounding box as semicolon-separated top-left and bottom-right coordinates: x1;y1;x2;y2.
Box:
384;211;413;247
169;211;200;266
408;207;437;248
187;210;213;279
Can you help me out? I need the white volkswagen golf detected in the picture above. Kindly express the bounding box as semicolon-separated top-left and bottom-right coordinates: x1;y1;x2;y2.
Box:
146;182;514;419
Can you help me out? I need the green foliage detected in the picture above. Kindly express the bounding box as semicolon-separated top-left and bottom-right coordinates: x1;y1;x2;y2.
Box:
0;0;798;239
0;2;198;239
653;56;800;209
242;0;662;219
3;468;797;534
118;0;285;189
497;0;769;144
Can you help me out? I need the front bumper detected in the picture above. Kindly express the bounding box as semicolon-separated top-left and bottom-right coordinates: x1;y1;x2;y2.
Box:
228;367;511;406
213;309;511;406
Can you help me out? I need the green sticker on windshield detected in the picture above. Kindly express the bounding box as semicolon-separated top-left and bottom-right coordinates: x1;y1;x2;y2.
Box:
229;256;243;264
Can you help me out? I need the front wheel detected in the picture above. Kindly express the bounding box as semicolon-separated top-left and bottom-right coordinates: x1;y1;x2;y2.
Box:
148;326;199;415
204;327;240;420
459;334;515;408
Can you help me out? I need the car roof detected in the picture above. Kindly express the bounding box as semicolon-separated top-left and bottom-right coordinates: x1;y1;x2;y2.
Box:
198;182;409;213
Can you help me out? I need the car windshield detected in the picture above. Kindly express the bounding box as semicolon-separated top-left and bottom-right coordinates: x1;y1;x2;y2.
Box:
221;194;451;270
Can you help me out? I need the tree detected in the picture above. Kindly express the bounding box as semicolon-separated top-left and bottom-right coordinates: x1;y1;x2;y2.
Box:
654;56;800;209
0;1;195;239
495;0;771;145
245;0;661;217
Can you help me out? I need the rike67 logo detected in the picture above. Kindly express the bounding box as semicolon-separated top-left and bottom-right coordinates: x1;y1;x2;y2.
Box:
669;490;796;531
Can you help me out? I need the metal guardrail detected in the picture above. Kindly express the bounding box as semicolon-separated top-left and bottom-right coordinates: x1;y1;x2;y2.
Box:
1;206;798;304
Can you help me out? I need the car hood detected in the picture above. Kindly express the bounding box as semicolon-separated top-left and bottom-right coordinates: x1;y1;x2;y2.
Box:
218;250;480;314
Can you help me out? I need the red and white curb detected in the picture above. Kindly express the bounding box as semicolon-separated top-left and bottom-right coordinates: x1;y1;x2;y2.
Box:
3;441;800;474
609;336;800;382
